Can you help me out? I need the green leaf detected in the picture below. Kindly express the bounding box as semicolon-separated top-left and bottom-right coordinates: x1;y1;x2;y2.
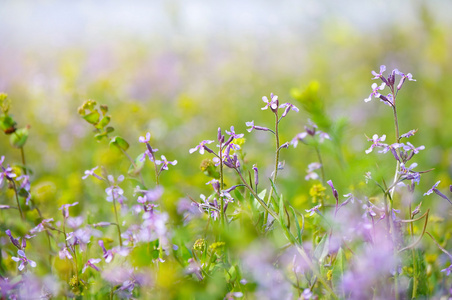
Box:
110;136;129;151
128;153;145;177
289;206;303;245
278;194;285;226
100;104;108;115
313;234;329;263
10;127;28;148
332;248;346;297
82;110;100;124
95;115;110;129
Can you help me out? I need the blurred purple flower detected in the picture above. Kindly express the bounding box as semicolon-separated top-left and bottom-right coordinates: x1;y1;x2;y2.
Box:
306;204;322;216
155;155;177;171
11;250;36;271
305;162;321;180
29;218;54;234
59;202;79;219
105;175;126;203
0;156;16;188
82;166;104;180
424;181;452;205
441;264;452;276
394;69;416;90
82;258;102;273
245;120;272;133
279;102;299;117
189;140;215;154
138;132;151;144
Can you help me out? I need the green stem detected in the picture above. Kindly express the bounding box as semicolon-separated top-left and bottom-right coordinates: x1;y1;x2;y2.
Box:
263;113;280;227
219;143;225;229
11;180;25;220
314;145;326;184
112;195;123;247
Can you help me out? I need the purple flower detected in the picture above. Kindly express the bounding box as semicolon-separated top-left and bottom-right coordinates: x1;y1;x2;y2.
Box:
99;240;114;263
365;134;387;154
138;132;151;144
11;250;36;271
189;140;215;154
155;155;177;171
364;82;386;102
400;129;418;139
82;166;103;180
82;258;102;273
261;93;279;111
253;164;259;186
135;186;164;204
186;258;203;280
59;247;73;260
0;156;16;188
424;181;452;205
245;120;272;133
290;132;308;148
105;175;126;203
279;102;299;117
441;264;452;276
305;204;322;216
59;202;79;219
327;180;339;202
371;65;386;79
5;229;24;249
305;162;321;181
225;126;244;139
29;218;54;234
394;69;416;90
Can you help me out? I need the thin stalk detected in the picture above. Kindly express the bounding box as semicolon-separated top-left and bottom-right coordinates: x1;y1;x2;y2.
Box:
314;145;326;184
409;201;418;299
235;169;278;220
219;143;225;228
120;148;145;186
11;180;25;220
390;105;401;199
263;113;280;227
20;147;27;175
112;195;123;247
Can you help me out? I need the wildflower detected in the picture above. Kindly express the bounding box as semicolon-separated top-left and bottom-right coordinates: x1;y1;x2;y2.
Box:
82;258;102;273
424;181;452;205
400;129;418;139
99;240;114;263
189;140;215;154
365;134;388;154
29;218;54;234
5;229;25;249
279;102;299;117
305;162;321;181
105;175;126;203
305;204;322;216
193;239;207;251
327;180;339;202
394;69;416;90
371;65;386;80
245;120;272;133
82;166;103;180
290;132;308;148
155;155;177;171
0;156;16;188
253;164;259;186
224;292;244;299
138;132;151;144
364;82;386;102
59;247;73;260
261;93;279;111
11;250;36;271
59;202;79;219
441;264;452;276
186;258;203;280
225;126;244;139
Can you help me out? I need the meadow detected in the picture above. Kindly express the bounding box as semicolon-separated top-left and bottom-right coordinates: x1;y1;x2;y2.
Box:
1;2;452;299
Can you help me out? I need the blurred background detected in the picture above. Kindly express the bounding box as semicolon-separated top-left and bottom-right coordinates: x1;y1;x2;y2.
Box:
1;0;451;219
